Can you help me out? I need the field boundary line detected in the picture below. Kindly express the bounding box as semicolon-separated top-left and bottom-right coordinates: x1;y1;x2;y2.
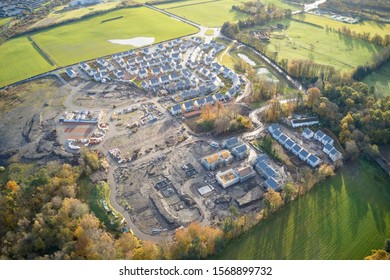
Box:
290;17;324;29
145;4;202;28
161;0;222;10
27;35;57;67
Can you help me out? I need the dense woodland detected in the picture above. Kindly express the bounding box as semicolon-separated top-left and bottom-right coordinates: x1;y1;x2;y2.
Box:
0;145;346;259
0;149;263;260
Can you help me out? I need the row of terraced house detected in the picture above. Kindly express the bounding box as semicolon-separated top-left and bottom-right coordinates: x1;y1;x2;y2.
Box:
268;124;342;168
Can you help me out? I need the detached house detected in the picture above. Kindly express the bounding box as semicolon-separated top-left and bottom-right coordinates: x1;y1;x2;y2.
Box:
231;144;249;160
170;104;182;115
329;148;342;162
302;128;314;140
222;137;240;150
255;160;277;180
66;68;77;78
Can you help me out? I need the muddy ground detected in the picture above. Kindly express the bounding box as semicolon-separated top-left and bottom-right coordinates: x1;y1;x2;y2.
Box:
0;78;75;165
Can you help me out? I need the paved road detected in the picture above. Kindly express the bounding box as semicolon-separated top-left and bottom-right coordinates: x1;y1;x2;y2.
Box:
101;6;307;241
292;0;328;14
305;0;328;12
145;3;306;93
56;4;310;242
107;167;167;242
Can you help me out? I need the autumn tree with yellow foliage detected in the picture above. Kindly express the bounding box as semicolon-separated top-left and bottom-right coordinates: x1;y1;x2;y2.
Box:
263;188;283;216
169;222;223;259
198;102;253;134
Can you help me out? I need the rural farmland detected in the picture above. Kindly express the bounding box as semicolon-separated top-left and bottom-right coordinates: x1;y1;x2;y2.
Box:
0;37;55;88
293;13;390;38
155;0;248;27
216;160;390;260
31;7;198;66
261;0;301;10
0;6;198;87
155;0;301;27
30;2;121;28
254;18;383;71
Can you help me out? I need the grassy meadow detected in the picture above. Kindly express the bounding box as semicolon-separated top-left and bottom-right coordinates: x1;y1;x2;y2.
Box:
31;2;121;29
155;0;248;27
0;37;55;87
155;0;300;27
31;7;198;66
259;18;383;71
261;0;301;10
293;13;390;38
216;160;390;260
363;62;390;97
57;2;120;22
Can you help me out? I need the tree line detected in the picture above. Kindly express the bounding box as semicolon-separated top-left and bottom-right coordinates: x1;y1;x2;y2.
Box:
325;24;390;47
0;140;340;260
221;1;291;38
320;0;390;21
351;46;390;81
0;155;226;259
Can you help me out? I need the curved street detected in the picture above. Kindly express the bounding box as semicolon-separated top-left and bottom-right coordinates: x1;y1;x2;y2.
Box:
59;3;310;242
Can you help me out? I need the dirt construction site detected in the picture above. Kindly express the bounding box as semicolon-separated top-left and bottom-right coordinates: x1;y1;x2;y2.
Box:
0;71;295;241
112;137;276;235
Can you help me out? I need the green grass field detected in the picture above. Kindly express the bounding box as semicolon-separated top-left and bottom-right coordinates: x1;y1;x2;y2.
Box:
216;160;390;260
0;17;12;27
293;13;390;38
261;0;301;10
363;62;390;97
31;2;121;29
0;37;55;88
155;0;248;27
58;2;120;22
258;18;383;71
155;0;300;27
31;7;198;66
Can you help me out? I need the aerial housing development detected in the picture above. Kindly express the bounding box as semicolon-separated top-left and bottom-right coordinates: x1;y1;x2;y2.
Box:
0;0;389;262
